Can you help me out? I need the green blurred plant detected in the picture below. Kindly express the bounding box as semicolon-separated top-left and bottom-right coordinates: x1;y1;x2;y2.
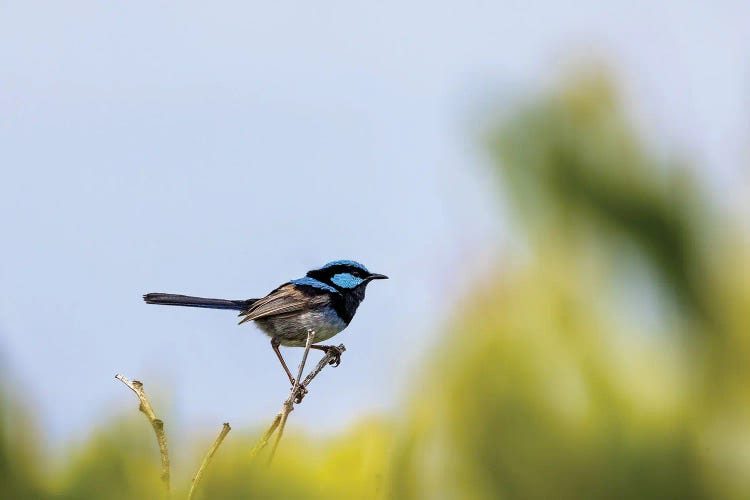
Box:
396;67;750;499
0;392;45;498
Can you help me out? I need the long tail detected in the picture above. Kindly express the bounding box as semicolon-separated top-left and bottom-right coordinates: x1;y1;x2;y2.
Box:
143;293;256;311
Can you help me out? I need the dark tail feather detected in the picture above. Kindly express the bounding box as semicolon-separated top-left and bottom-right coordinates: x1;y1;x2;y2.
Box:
143;293;256;311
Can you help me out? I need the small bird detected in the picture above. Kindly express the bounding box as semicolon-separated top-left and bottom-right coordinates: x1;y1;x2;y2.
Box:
143;260;388;387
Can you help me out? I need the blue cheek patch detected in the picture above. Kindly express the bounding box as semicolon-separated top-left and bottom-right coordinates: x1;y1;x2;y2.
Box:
331;273;365;289
290;277;339;293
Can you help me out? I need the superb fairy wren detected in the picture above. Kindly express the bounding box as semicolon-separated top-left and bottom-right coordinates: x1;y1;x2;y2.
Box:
143;260;388;385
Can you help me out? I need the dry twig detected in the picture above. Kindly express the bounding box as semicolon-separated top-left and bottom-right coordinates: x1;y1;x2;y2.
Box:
298;342;347;391
249;331;346;463
187;422;232;500
115;373;171;498
268;330;315;462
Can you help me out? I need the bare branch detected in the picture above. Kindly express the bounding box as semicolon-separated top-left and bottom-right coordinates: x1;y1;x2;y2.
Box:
187;422;231;500
268;330;315;462
115;373;170;498
248;414;282;460
299;343;346;391
250;332;346;463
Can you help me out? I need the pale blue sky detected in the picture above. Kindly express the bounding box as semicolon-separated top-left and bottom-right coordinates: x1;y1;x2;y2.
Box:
1;1;748;450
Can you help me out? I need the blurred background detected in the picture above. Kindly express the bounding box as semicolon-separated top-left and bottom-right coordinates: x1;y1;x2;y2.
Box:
2;1;750;498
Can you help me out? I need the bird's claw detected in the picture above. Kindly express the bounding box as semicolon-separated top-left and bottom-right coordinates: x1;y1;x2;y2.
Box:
326;346;343;367
294;383;308;403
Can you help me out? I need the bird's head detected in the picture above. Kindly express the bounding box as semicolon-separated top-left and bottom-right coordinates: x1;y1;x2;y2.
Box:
306;260;388;295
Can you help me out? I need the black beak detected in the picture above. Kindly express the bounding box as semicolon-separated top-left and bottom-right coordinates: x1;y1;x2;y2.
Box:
367;273;389;281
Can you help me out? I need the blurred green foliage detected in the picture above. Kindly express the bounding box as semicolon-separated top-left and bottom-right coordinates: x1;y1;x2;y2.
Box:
2;68;749;499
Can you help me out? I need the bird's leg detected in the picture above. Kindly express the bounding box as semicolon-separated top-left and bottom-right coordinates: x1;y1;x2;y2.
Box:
271;338;296;386
310;344;344;367
271;339;310;399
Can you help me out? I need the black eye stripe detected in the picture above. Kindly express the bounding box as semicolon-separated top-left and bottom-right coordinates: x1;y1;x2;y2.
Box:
318;265;366;277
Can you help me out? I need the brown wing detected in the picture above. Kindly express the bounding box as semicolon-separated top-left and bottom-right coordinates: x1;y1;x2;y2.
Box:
237;283;329;324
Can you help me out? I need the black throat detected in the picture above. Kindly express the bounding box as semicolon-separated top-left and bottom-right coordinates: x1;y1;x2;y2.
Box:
330;285;366;325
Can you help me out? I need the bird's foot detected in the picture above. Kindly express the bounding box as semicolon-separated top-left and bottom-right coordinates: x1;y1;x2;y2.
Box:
322;345;343;367
311;344;344;366
293;383;308;404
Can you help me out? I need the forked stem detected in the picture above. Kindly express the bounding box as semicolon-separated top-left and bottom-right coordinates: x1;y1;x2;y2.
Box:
268;330;315;462
249;332;347;463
